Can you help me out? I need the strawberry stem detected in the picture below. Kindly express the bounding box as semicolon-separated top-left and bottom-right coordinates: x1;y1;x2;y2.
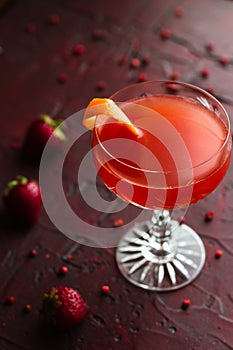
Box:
43;288;62;316
16;175;28;185
40;114;66;141
40;114;55;127
3;176;28;196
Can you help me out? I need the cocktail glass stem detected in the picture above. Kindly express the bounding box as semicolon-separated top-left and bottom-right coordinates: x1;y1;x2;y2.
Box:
148;210;177;262
116;210;206;291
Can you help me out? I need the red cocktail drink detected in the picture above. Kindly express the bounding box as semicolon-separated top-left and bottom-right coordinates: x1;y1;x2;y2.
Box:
93;95;231;210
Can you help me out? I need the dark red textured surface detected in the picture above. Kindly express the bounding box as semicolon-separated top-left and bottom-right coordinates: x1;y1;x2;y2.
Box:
1;0;233;349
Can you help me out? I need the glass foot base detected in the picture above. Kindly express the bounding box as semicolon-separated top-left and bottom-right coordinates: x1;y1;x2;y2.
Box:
116;221;206;291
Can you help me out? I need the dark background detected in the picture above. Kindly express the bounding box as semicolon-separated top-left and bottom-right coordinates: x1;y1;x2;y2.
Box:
0;0;233;349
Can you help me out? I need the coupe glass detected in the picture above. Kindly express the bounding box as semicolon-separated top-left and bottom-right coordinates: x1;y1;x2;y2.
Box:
92;81;232;291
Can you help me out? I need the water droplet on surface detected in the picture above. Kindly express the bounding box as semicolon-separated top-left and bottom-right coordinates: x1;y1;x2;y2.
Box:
168;326;177;334
114;334;122;342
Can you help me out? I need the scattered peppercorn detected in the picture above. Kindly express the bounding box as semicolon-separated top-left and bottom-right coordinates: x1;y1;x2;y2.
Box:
114;218;124;227
182;299;191;310
5;296;16;305
92;28;105;40
205;41;215;52
118;55;126;65
215;250;223;259
130;58;141;68
206;86;215;94
101;285;110;294
166;82;179;92
67;255;74;261
57;73;67;84
160;27;171;39
138;72;148;82
49;14;60;25
205;211;214;222
24;304;32;313
220;55;230;66
29;249;37;257
10;142;20;150
201;68;210;78
141;56;151;66
73;44;85;55
175;6;184;17
58;266;69;275
26;23;37;33
170;70;180;80
96;81;106;91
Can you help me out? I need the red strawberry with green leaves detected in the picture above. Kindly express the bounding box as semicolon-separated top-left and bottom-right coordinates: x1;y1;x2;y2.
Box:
3;176;42;224
42;286;87;329
22;114;66;159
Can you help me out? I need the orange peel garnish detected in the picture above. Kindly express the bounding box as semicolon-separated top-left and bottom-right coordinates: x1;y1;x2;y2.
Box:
82;98;139;136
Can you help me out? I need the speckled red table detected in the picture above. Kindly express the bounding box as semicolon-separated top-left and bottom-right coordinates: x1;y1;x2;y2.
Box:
1;0;233;349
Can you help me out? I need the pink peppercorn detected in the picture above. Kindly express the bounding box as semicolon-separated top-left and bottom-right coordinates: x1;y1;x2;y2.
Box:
170;70;180;80
175;6;184;17
215;250;223;259
73;44;85;55
67;255;74;261
29;249;37;257
49;14;60;25
101;285;110;294
58;266;69;275
182;299;191;310
141;56;151;66
118;55;126;65
96;80;106;91
201;68;210;78
114;218;124;227
26;23;37;33
5;296;16;305
205;41;215;52
160;27;171;39
92;256;101;264
24;304;32;313
10;142;20;150
92;28;104;40
220;55;230;66
57;73;67;83
206;86;215;94
130;58;141;68
166;82;179;92
138;72;148;82
205;211;214;222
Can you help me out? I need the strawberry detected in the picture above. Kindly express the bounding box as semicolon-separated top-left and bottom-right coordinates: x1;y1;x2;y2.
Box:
3;176;42;224
42;286;87;329
22;114;65;159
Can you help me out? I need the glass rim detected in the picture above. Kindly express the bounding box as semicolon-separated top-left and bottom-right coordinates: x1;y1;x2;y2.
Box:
93;80;231;175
